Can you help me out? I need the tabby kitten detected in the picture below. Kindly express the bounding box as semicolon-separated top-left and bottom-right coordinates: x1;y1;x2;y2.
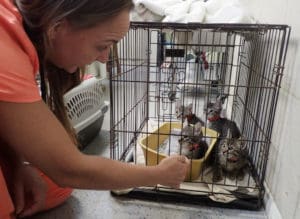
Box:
213;130;249;181
178;122;208;159
176;102;205;126
205;95;240;138
204;95;246;181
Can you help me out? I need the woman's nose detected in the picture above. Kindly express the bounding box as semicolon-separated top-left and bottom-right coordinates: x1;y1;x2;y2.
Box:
96;47;110;63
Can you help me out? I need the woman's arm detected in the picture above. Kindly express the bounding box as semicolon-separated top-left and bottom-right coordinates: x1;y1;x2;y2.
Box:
0;100;189;190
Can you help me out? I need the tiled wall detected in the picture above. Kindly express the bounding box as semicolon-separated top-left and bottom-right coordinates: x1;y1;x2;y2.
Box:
245;0;300;218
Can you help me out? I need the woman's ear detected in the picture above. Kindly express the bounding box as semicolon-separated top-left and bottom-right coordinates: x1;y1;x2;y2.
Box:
47;23;59;40
47;19;69;40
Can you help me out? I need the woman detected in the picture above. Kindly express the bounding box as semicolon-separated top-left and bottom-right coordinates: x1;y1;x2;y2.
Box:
0;0;190;218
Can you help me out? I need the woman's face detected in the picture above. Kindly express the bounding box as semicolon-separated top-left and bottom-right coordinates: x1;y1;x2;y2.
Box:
47;10;130;73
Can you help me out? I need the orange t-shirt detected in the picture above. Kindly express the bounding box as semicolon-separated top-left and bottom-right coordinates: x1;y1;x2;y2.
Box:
1;1;41;217
0;0;40;103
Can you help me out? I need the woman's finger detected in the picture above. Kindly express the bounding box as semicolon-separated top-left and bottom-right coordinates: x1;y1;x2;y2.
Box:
18;195;44;218
177;155;190;164
13;181;25;215
177;155;186;163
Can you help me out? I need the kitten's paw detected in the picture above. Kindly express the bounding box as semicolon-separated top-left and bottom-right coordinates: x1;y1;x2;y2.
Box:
236;172;245;181
212;173;223;182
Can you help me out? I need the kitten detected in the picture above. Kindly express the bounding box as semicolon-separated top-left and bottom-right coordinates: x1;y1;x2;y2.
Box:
178;122;208;159
204;95;245;181
176;102;205;126
213;130;249;181
205;95;240;138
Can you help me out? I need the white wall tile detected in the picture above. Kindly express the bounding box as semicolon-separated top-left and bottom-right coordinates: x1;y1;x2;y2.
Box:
245;0;300;218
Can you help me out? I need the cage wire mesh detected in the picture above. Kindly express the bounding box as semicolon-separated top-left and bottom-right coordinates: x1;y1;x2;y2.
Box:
109;22;290;210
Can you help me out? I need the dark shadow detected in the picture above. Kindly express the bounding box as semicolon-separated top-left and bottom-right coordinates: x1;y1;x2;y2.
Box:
81;130;110;158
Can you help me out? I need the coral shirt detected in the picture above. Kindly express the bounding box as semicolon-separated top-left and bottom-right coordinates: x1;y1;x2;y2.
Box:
0;0;40;103
0;0;40;217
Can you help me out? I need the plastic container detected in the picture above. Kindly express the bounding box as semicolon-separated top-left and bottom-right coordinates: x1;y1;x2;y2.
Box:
139;122;218;181
64;77;109;146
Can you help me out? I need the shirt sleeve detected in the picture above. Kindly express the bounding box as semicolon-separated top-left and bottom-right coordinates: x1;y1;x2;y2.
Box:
0;27;41;103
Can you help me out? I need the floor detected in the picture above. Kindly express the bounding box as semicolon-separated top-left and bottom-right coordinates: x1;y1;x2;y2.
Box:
32;107;267;219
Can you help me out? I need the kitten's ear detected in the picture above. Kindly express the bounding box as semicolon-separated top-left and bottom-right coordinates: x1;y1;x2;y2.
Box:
206;102;213;109
226;129;232;139
214;96;223;111
239;136;247;150
187;103;193;113
194;122;202;133
213;102;222;111
183;119;188;126
218;94;228;104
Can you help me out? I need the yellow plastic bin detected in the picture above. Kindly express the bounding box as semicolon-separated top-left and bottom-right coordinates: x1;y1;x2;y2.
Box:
139;122;218;181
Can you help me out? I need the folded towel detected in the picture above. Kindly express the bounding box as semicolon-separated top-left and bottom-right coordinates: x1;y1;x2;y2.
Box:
134;0;182;16
163;0;206;23
187;1;206;23
164;0;192;16
205;4;254;23
131;3;163;22
204;0;226;15
163;13;187;23
131;0;255;24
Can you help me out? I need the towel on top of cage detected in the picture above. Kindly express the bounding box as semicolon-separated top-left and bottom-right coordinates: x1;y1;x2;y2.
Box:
163;0;206;23
130;0;255;24
130;0;164;22
131;0;206;23
205;0;255;24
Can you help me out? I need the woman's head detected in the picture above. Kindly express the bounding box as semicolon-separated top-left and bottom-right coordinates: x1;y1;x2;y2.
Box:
48;9;130;73
16;0;133;72
15;0;133;145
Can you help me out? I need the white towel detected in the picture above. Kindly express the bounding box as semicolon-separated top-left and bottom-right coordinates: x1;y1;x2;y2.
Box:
163;0;206;23
205;4;254;23
130;3;163;22
186;1;206;23
164;0;192;16
131;0;255;24
204;0;226;15
134;0;182;16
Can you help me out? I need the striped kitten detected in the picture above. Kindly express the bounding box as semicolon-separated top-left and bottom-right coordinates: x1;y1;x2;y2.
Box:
178;122;208;159
176;102;205;126
213;130;249;181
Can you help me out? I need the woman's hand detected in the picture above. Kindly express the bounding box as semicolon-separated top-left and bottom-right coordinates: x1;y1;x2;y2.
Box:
157;155;190;189
12;163;47;218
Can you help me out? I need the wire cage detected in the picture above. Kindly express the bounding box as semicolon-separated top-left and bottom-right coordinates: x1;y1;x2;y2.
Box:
109;22;290;210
